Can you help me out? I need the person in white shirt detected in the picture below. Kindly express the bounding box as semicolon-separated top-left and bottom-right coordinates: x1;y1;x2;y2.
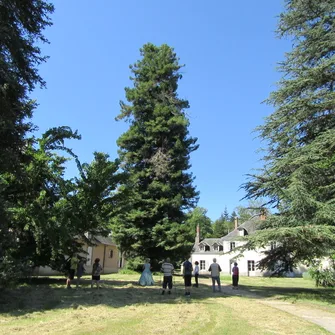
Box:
208;258;222;292
193;261;199;287
161;258;174;295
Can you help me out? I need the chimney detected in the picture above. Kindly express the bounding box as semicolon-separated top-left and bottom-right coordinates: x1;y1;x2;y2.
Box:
195;224;200;244
260;209;266;221
234;217;238;230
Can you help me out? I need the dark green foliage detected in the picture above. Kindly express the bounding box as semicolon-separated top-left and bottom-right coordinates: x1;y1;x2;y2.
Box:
211;206;234;237
223;206;229;222
235;200;269;223
112;44;199;264
1;126;120;276
212;212;234;238
185;207;213;239
309;267;335;288
0;1;120;283
229;210;237;223
242;0;335;278
0;0;54;172
0;0;54;283
309;255;335;287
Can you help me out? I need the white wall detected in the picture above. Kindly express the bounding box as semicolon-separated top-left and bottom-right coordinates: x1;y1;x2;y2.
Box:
192;243;306;277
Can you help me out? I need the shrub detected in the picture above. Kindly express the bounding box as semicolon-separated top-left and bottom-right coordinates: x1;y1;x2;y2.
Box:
118;268;139;275
309;267;335;287
0;256;33;288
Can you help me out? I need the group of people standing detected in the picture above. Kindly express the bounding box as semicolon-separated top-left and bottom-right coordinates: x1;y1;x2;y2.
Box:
138;257;239;296
66;255;103;289
66;255;239;293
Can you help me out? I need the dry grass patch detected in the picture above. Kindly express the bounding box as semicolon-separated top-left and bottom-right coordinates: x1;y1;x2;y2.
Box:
0;274;332;335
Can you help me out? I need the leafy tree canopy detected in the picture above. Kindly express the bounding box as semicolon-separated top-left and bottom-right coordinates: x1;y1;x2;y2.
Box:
185;207;213;239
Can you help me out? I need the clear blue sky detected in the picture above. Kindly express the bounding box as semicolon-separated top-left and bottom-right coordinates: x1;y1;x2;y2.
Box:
32;0;290;221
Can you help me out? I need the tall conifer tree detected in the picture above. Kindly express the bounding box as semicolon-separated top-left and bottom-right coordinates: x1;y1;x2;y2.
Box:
243;0;335;273
112;44;199;263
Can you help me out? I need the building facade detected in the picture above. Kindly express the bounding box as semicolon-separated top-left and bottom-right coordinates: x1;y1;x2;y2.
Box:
34;235;125;276
191;217;307;277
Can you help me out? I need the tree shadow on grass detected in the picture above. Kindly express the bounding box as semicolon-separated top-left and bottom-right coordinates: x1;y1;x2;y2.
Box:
2;277;333;317
0;276;225;316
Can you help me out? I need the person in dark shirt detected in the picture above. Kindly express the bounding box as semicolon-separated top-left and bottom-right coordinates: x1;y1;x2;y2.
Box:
232;262;239;289
182;258;193;297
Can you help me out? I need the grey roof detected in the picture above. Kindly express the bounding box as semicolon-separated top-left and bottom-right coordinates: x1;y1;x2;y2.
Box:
193;218;261;251
198;238;223;246
94;235;116;246
221;218;260;241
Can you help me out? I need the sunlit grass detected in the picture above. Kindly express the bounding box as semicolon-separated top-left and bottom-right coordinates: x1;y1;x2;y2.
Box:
0;274;333;335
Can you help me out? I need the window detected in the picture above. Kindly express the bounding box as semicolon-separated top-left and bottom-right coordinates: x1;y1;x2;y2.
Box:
199;244;204;251
109;250;113;258
219;245;223;251
213;244;218;251
205;245;210;251
270;241;277;250
230;242;235;251
248;260;255;271
200;260;206;270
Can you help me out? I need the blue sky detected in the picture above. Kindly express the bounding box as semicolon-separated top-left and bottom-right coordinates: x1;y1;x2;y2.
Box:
32;0;290;221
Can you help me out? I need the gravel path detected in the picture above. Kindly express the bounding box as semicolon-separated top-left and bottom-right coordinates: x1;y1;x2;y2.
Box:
219;284;335;334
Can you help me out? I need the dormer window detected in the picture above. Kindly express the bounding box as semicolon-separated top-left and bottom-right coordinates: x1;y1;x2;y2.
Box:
238;228;248;236
199;244;205;251
219;245;223;251
205;245;210;251
230;242;236;251
213;243;219;251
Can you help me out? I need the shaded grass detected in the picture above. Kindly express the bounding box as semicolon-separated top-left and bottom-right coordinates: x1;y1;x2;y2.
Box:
0;274;333;334
219;275;335;307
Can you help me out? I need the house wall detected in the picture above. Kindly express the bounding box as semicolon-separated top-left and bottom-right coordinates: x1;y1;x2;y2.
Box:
83;244;119;274
33;244;120;276
191;243;307;277
33;267;63;276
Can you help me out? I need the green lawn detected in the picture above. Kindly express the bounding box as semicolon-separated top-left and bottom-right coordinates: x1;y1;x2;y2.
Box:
0;274;334;335
220;275;335;307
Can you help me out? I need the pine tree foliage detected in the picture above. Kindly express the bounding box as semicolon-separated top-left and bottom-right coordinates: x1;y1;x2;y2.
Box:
0;0;54;281
0;0;54;171
112;44;199;264
243;0;335;274
0;2;121;282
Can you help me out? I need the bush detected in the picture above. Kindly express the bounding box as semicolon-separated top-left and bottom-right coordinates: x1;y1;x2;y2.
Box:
309;267;335;287
118;268;139;275
124;256;145;272
302;271;311;279
0;256;34;288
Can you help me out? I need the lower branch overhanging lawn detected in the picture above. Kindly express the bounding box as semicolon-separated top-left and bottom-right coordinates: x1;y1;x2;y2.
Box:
0;274;334;335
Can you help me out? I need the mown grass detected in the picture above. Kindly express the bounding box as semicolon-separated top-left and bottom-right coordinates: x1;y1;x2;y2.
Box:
219;275;335;308
0;274;334;335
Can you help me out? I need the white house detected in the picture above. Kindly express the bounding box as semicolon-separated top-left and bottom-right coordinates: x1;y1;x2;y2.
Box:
191;215;307;277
